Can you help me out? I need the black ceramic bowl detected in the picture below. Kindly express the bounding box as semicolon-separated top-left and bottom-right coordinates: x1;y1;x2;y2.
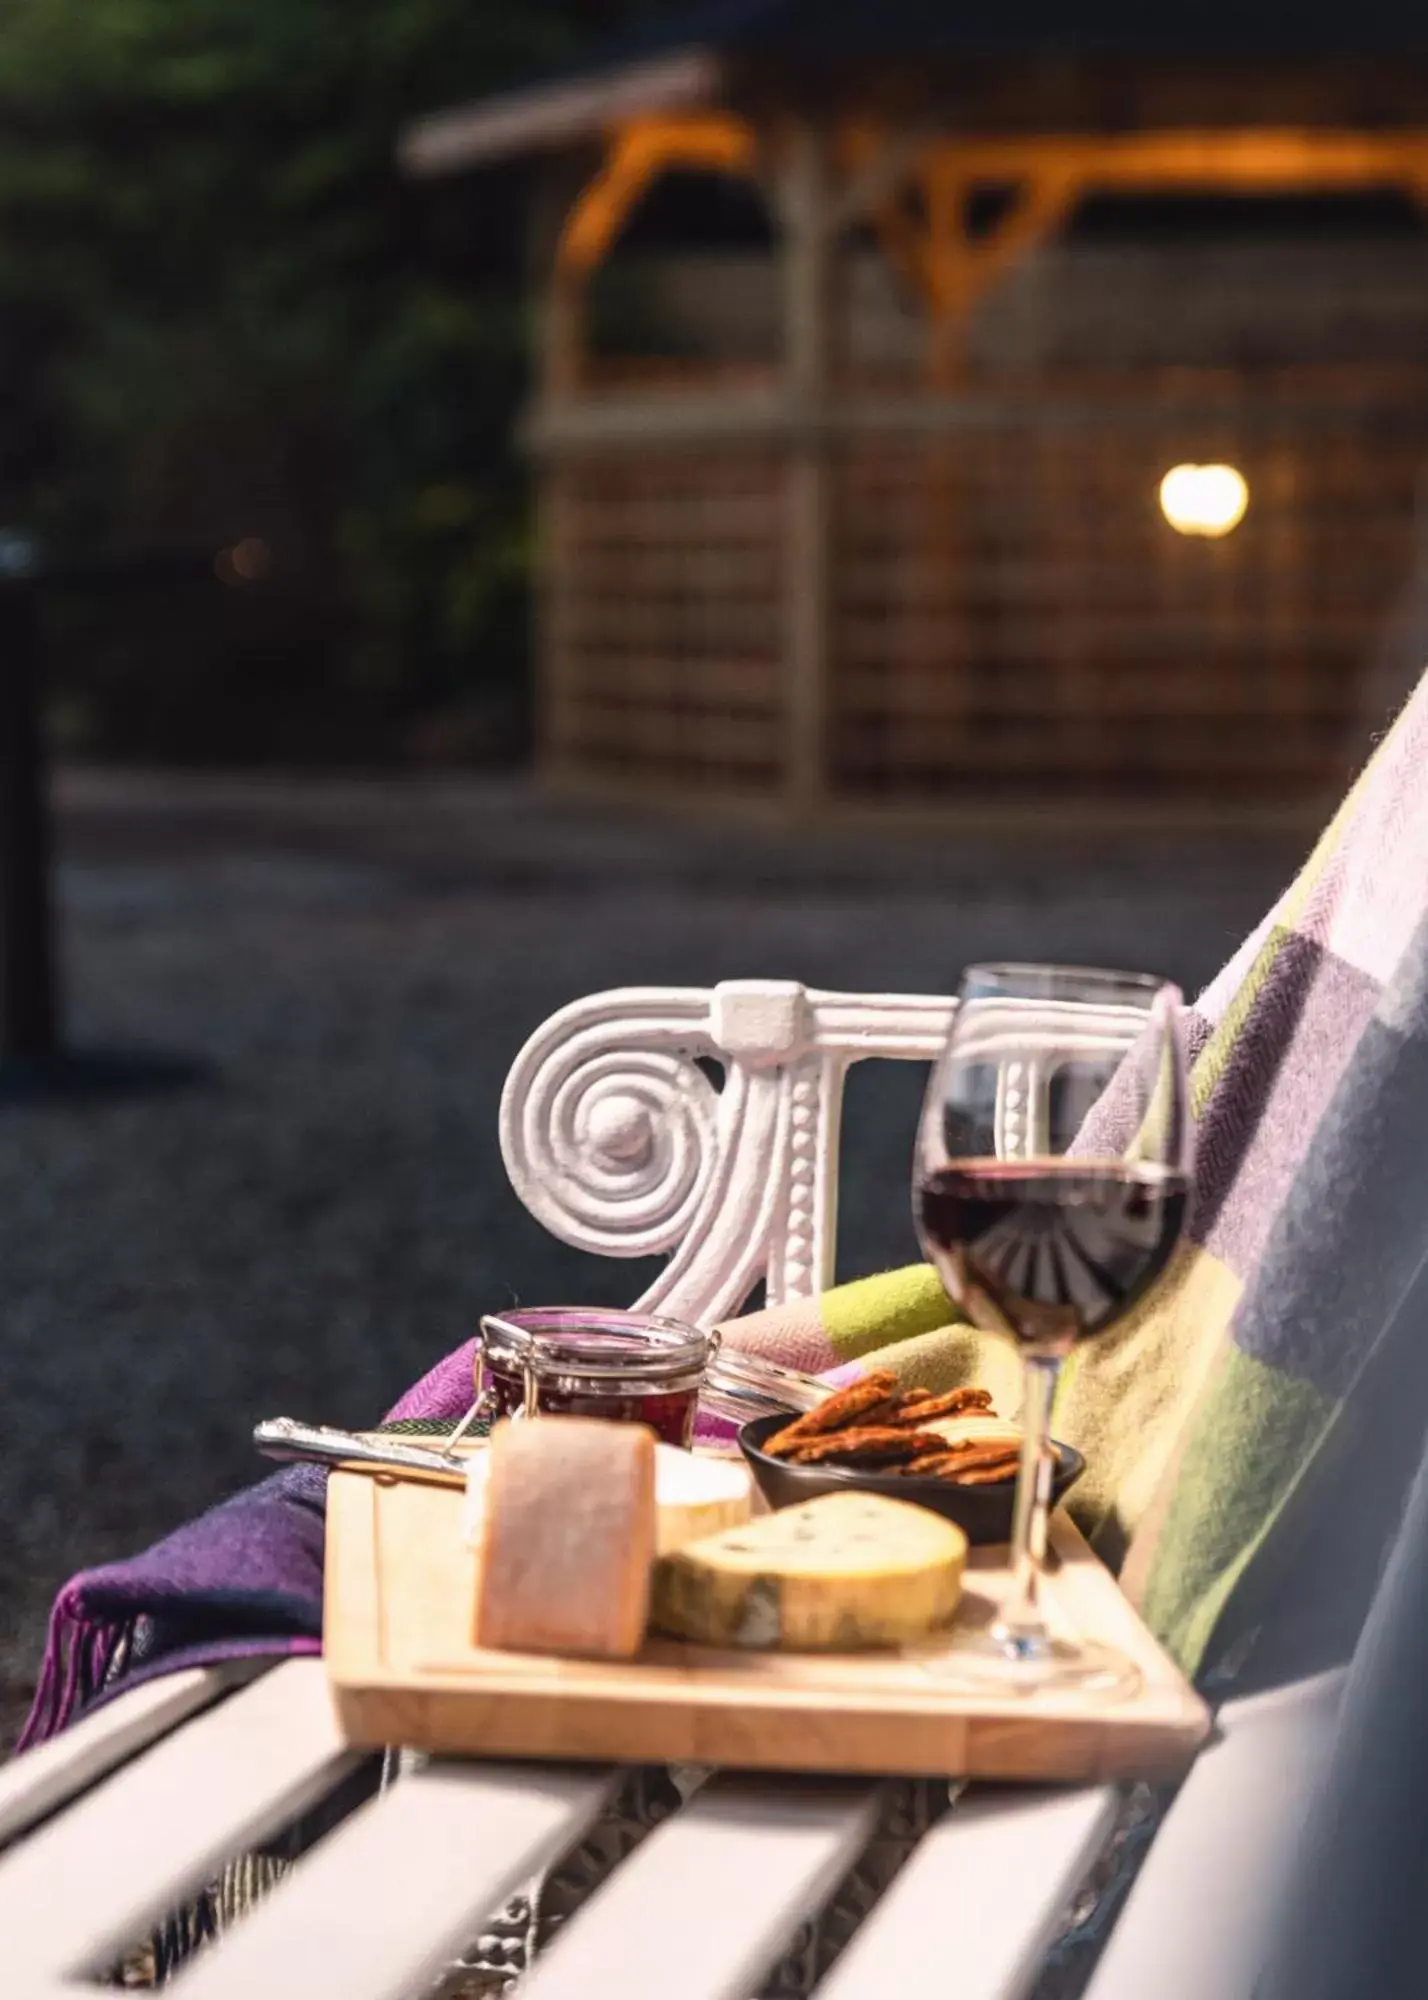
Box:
738;1413;1085;1547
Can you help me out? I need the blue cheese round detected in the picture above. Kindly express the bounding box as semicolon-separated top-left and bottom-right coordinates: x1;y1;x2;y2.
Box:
650;1491;966;1651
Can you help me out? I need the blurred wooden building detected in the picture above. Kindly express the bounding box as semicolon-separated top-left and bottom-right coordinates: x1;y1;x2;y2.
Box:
402;4;1428;823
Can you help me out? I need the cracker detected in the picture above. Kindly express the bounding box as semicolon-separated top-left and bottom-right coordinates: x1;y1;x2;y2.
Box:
761;1371;898;1457
901;1441;1021;1482
887;1387;995;1427
786;1424;948;1466
947;1459;1020;1487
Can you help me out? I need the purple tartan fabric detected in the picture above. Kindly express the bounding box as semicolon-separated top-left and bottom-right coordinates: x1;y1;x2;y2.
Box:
15;1339;480;1752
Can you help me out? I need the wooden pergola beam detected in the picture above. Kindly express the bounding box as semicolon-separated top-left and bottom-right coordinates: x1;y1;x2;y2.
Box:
930;127;1428;194
554;114;761;277
543;113;759;400
854;123;1428;357
923;165;1079;320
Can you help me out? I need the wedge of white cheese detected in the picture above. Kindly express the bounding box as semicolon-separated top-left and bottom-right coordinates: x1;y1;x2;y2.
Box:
464;1437;752;1556
650;1491;966;1651
473;1418;655;1659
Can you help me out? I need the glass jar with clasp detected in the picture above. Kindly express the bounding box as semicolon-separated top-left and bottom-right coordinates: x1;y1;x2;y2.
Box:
448;1306;828;1451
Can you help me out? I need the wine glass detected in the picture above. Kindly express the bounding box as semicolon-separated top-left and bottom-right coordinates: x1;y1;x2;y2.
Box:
913;962;1192;1697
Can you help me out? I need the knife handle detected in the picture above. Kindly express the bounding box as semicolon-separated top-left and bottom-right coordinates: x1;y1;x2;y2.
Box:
253;1416;468;1485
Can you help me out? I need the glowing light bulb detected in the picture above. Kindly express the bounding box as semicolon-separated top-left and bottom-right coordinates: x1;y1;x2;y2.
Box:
1158;464;1249;538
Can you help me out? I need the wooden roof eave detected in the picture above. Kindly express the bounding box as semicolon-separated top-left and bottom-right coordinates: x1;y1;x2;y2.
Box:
400;40;1428;181
398;47;726;176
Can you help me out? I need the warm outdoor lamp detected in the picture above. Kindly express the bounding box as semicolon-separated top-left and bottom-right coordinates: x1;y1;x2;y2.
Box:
1158;463;1249;538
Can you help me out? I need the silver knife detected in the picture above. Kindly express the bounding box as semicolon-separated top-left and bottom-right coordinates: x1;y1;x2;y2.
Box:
254;1416;474;1487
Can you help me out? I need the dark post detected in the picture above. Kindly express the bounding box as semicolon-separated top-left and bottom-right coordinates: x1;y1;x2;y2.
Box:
0;579;58;1062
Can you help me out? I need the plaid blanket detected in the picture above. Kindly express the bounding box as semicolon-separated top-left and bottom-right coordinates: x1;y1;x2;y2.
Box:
723;670;1428;1681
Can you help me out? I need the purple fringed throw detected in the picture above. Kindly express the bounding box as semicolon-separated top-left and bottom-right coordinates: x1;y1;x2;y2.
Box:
16;1338;482;1752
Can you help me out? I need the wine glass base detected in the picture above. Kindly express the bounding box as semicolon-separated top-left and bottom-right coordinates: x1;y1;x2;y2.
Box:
916;1631;1141;1702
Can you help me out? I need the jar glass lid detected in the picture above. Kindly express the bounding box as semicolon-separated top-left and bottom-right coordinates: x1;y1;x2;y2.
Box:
480;1308;711;1385
478;1306;835;1421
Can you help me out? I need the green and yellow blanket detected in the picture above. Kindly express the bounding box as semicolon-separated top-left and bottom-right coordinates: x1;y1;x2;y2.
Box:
722;670;1428;1682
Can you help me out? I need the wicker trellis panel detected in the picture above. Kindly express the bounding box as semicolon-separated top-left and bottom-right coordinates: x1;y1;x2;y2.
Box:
540;370;1428;815
830;374;1428;807
544;451;786;795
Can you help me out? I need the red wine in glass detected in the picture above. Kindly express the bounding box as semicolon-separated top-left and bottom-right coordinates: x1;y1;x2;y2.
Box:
917;1160;1189;1359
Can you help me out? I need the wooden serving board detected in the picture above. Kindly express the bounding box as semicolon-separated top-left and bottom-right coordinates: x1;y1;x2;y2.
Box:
324;1471;1210;1782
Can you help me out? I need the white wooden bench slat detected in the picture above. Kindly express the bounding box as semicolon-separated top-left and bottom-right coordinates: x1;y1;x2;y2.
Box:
0;1659;360;1984
814;1785;1119;2000
168;1759;619;2000
0;1661;268;1849
1082;1670;1345;2000
516;1774;885;2000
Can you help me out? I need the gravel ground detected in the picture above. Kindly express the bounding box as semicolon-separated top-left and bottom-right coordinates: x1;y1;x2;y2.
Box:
0;769;1305;1748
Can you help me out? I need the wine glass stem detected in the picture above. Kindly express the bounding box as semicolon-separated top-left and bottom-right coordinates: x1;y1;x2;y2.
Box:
998;1353;1063;1654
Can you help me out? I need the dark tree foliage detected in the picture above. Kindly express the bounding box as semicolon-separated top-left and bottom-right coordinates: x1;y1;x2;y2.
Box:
0;0;663;760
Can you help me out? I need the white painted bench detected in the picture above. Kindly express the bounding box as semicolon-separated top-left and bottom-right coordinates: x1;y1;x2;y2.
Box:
0;983;1352;1997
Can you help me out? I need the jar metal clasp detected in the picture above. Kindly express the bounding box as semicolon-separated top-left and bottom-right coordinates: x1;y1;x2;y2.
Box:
436;1320;508;1455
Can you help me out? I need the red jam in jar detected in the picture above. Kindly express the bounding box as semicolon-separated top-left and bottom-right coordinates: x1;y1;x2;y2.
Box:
477;1309;710;1448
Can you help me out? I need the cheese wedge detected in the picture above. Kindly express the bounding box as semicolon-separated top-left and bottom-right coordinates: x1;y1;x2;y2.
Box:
651;1449;754;1553
650;1492;966;1651
463;1440;752;1555
473;1418;654;1659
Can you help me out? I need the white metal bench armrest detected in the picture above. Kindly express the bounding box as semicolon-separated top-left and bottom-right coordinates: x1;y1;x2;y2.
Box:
500;980;1134;1324
500;981;952;1322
